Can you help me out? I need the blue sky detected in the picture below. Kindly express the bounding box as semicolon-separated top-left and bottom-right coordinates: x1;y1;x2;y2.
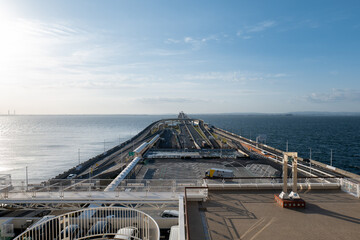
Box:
0;0;359;114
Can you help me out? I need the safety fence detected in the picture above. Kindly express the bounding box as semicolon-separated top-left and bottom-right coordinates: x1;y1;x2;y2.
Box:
14;207;159;240
1;177;359;200
203;177;343;190
340;178;360;198
0;179;203;201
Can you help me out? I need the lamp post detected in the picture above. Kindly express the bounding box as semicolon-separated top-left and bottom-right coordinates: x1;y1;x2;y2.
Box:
26;166;28;191
309;148;312;175
330;149;333;166
286;140;288;152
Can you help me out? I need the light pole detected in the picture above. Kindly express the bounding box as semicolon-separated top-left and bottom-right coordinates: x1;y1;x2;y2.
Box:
330;149;333;166
286;140;288;152
78;148;80;165
26;166;28;191
309;148;312;175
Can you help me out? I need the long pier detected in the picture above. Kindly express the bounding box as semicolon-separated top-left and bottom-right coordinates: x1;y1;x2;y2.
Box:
1;113;359;240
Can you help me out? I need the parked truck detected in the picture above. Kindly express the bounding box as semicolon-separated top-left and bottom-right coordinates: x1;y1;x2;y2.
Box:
205;168;234;178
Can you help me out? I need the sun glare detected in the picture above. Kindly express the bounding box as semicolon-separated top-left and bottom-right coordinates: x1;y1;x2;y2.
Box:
0;18;35;61
0;7;46;87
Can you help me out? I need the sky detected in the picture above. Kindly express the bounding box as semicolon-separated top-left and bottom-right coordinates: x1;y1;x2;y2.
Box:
0;0;359;114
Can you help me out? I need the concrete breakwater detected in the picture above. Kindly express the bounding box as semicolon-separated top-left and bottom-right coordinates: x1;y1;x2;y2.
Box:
51;119;161;180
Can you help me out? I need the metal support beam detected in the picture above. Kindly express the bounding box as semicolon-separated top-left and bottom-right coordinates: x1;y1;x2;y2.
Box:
279;152;299;199
279;153;289;199
288;152;300;199
0;199;178;210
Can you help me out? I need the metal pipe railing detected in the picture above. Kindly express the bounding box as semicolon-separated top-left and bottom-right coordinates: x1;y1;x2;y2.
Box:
14;207;160;240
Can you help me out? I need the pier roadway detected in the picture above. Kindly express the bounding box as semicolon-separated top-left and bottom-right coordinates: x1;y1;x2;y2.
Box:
201;121;220;148
213;127;354;180
55;118;212;179
179;123;196;149
185;121;207;148
59;128;161;180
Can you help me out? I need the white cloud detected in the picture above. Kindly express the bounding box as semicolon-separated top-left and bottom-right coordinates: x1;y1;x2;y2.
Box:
267;73;288;78
165;38;181;44
183;36;205;49
247;20;276;32
306;89;360;103
136;97;202;104
184;37;193;43
180;71;287;83
142;49;188;56
0;17;143;92
236;20;276;39
164;35;219;50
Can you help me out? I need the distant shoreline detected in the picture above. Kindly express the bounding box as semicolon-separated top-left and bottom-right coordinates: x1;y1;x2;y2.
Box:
1;112;360;117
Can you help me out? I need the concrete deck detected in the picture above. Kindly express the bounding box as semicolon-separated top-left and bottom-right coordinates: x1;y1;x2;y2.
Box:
188;189;360;240
136;158;256;180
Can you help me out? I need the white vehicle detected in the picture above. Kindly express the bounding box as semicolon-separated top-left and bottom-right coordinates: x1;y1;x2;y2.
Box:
67;173;77;179
161;210;179;218
205;168;234;178
114;226;138;240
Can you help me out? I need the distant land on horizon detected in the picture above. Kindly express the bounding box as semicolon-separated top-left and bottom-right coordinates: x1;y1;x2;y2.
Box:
1;111;360;117
198;112;360;116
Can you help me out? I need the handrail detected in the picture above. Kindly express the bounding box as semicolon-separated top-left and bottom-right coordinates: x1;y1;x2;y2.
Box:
14;207;160;240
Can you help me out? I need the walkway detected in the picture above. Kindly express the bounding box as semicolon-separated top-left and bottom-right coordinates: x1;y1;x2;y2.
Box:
189;189;360;240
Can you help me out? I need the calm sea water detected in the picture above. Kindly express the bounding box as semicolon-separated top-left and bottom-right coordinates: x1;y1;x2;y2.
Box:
0;115;170;180
0;114;359;181
196;114;360;175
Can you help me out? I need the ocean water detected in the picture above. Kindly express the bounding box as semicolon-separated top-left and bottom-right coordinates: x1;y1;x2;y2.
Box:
0;115;170;181
0;114;359;181
196;114;360;175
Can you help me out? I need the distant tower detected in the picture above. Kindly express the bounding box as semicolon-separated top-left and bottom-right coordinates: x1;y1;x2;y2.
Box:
8;110;10;115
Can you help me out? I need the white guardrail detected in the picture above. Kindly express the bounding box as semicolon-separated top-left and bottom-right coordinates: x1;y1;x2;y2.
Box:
14;207;160;240
340;178;360;198
1;177;359;200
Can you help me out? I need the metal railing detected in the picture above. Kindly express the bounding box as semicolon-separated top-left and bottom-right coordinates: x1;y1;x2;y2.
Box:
0;179;204;202
204;176;340;184
340;178;360;198
203;177;343;190
14;207;160;240
2;179;203;193
2;177;359;200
